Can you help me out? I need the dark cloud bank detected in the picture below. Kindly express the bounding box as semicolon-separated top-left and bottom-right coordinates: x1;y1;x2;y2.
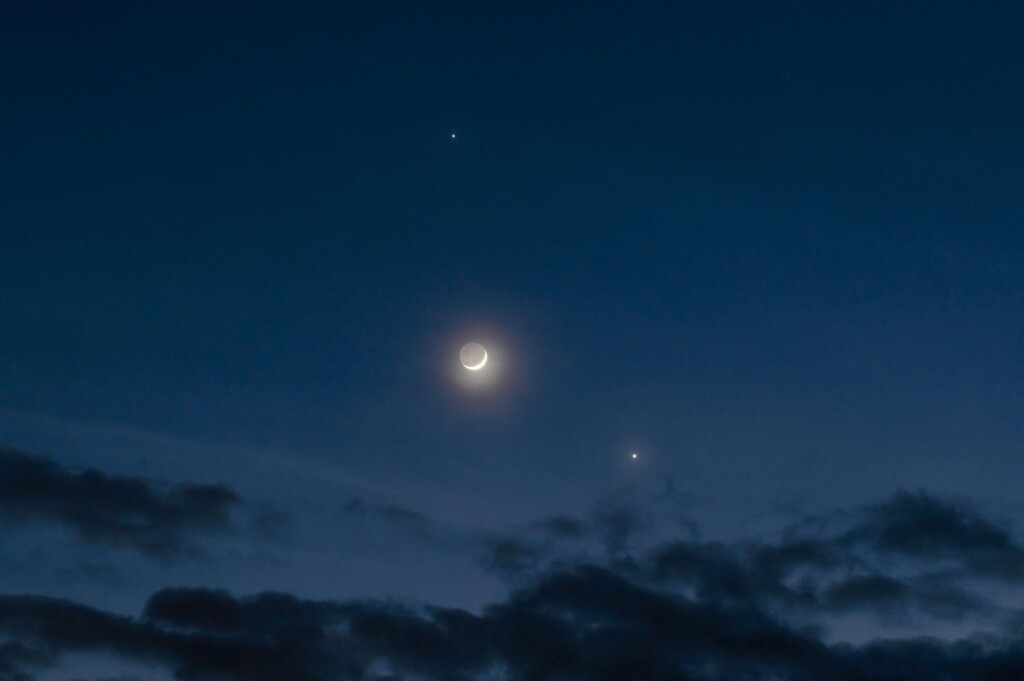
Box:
0;446;239;560
3;473;1024;680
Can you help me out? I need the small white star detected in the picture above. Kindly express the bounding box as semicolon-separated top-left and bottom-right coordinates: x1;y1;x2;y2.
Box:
450;132;457;140
631;452;639;460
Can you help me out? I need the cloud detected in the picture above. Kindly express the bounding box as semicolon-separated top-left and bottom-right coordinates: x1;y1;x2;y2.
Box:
52;562;123;588
842;490;1024;582
343;485;690;581
1;490;1024;680
478;537;546;578
528;514;586;539
0;639;52;681
641;494;1024;627
346;487;1024;621
821;573;983;621
0;446;240;560
0;571;1020;681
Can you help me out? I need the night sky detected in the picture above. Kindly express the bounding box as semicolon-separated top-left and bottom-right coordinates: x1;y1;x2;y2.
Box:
2;3;1024;680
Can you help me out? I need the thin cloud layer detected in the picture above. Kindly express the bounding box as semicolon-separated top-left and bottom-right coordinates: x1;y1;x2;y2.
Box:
1;490;1023;680
0;446;240;560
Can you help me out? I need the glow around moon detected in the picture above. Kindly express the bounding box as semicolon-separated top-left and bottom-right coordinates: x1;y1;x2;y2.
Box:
460;342;488;370
446;331;508;392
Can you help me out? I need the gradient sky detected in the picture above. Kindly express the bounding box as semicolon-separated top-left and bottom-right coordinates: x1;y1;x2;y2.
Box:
1;3;1023;680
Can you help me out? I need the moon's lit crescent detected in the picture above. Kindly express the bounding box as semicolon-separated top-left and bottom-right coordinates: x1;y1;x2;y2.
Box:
460;342;488;371
465;348;487;370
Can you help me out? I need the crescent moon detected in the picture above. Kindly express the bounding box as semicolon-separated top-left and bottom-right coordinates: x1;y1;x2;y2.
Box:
464;348;488;371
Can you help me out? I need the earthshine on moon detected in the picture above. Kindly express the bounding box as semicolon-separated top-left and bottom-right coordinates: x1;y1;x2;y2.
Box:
460;342;488;370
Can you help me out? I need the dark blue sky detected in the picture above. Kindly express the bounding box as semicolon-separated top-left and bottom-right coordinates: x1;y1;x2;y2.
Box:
1;4;1023;679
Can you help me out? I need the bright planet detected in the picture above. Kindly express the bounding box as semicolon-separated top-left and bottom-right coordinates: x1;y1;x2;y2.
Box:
459;342;488;370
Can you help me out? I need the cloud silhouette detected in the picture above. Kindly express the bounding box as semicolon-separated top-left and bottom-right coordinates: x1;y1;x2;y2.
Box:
0;446;240;560
842;490;1024;582
0;568;1020;681
1;490;1023;680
